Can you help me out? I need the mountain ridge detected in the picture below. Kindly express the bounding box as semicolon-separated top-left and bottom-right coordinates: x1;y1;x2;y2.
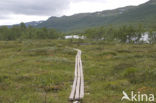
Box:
2;20;44;28
36;0;156;32
3;0;156;32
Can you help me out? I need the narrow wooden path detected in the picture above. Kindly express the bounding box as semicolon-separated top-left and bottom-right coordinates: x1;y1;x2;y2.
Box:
69;49;84;103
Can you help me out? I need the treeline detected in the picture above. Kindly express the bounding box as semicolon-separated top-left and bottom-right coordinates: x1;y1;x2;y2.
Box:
1;23;156;44
0;23;62;40
84;25;156;44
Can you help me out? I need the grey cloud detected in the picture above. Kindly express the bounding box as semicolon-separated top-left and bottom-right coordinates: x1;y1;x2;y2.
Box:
0;0;107;18
0;15;11;19
70;0;107;3
0;0;71;16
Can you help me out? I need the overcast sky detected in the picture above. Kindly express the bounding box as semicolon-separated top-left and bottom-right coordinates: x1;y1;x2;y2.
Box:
0;0;149;25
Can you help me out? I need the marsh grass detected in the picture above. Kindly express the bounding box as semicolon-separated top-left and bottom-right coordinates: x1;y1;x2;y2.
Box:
0;40;156;103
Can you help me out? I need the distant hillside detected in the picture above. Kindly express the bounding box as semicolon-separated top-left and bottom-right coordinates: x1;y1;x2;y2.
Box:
23;21;44;27
36;0;156;32
5;21;44;28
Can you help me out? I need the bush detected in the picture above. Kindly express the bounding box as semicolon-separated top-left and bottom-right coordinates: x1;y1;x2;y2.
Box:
123;68;138;83
123;68;156;84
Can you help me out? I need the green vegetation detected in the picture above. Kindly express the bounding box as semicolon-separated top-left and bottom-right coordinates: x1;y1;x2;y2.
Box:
1;23;156;44
0;23;62;40
0;40;156;103
84;25;145;43
0;40;75;103
83;24;156;44
0;1;156;102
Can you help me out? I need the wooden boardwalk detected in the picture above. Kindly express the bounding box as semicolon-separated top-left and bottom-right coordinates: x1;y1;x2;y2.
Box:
69;49;84;103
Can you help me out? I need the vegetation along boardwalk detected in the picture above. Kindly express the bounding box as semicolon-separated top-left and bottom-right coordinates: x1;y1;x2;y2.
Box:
69;49;84;103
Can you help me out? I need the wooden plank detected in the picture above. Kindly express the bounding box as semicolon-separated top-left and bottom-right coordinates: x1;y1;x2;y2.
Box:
69;76;78;100
69;54;78;100
75;54;81;100
75;77;80;100
69;49;84;101
75;55;78;77
80;57;84;99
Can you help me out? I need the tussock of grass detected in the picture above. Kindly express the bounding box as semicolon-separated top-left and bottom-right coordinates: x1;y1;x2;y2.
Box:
0;40;156;103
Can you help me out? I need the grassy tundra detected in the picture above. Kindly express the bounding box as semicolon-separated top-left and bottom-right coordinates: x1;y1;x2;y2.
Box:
0;40;156;103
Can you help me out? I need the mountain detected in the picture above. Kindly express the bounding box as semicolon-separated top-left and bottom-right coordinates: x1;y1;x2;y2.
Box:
23;21;44;27
5;20;44;28
36;0;156;32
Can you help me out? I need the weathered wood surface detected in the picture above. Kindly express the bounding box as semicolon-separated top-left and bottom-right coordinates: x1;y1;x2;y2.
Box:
69;49;84;102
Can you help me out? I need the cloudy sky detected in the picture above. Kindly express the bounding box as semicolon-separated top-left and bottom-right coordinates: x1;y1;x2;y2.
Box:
0;0;149;25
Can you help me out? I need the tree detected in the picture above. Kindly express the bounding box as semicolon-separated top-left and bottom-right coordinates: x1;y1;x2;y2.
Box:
149;30;156;44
